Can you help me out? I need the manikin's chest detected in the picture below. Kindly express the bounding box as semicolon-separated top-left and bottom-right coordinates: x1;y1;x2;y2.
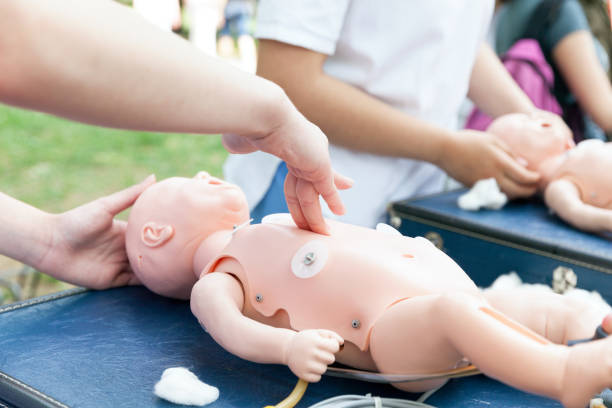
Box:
208;217;478;349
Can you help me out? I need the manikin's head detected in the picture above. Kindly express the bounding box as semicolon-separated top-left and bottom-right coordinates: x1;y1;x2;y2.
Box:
487;112;574;171
126;172;249;299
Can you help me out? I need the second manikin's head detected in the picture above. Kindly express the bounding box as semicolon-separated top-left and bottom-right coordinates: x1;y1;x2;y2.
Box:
487;112;574;171
126;172;249;299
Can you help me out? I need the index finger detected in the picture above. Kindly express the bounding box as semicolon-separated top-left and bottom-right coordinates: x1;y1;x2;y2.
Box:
284;173;309;230
296;178;329;235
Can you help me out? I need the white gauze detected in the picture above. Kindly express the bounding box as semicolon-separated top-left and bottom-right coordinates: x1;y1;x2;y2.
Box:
154;367;219;406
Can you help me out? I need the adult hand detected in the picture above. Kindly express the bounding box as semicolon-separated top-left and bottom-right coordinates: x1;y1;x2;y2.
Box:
36;175;156;289
441;129;540;198
284;329;344;383
223;109;353;235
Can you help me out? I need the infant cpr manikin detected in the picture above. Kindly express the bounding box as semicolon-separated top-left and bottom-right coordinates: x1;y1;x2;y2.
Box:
126;172;612;408
488;112;612;232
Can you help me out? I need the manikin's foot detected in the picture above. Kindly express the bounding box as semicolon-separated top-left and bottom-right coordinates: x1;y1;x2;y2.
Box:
561;314;612;408
568;313;612;346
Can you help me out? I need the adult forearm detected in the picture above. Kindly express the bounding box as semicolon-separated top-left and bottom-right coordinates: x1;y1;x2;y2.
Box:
296;75;454;163
0;0;290;137
258;60;453;165
0;193;52;269
553;31;612;132
468;43;535;118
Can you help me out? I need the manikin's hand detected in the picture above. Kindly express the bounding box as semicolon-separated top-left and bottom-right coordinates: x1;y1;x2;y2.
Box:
284;329;344;383
442;129;541;198
36;175;156;289
223;109;353;235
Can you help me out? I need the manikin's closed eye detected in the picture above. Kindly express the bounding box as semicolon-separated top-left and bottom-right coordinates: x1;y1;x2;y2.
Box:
291;240;329;279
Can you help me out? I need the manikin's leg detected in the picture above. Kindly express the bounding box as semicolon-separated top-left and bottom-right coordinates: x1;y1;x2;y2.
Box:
369;293;612;408
483;288;609;343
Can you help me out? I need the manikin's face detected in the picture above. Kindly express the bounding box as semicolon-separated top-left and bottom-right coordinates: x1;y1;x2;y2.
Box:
126;172;249;299
487;112;574;170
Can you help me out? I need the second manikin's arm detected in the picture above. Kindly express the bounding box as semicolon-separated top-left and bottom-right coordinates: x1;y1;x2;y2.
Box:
544;178;612;232
190;261;343;382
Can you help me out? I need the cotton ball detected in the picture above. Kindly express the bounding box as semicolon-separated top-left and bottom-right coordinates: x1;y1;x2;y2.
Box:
154;367;219;406
458;178;507;211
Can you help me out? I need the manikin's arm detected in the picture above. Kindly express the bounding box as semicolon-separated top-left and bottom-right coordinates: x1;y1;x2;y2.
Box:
0;176;155;289
0;0;351;235
256;40;540;198
544;178;612;232
553;30;612;132
191;267;343;382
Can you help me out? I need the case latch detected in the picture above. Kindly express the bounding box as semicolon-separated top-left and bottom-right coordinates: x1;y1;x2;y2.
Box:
552;266;577;294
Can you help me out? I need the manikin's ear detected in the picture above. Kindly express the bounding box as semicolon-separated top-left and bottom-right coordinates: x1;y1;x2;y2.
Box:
141;222;175;248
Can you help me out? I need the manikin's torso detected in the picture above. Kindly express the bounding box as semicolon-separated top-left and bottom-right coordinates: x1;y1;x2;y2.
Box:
202;215;478;355
545;141;612;209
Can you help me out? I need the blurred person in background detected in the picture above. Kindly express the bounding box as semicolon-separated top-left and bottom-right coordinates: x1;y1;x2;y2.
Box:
492;0;612;140
217;0;257;72
224;0;563;228
132;0;182;32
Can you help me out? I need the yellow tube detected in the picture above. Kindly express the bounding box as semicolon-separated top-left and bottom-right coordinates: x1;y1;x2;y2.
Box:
264;379;309;408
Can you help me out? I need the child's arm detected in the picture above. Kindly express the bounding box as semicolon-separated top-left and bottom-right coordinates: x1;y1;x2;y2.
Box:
544;178;612;232
191;267;343;382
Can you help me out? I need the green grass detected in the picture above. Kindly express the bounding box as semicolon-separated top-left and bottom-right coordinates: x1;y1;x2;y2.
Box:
0;104;228;214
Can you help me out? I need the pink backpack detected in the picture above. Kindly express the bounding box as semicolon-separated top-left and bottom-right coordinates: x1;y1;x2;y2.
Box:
465;39;563;131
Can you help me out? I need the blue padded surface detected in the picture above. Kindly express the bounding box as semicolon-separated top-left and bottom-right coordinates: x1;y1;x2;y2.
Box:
0;286;563;407
392;190;612;266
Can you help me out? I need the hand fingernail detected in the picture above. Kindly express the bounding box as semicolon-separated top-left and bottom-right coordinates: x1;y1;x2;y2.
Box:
143;174;156;183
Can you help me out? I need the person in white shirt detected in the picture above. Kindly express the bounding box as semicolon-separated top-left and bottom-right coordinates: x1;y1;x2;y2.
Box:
224;0;556;227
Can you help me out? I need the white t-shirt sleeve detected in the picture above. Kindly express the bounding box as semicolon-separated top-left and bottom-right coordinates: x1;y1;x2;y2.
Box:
255;0;350;55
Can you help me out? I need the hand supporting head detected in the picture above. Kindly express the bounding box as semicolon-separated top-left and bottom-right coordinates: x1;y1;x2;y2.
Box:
487;112;573;171
126;172;249;299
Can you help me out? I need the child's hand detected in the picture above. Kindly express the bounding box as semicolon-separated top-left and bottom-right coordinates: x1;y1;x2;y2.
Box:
285;329;344;383
223;109;353;235
36;175;155;289
441;129;540;199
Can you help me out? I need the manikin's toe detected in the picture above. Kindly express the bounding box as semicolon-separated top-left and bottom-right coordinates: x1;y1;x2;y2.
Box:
601;314;612;336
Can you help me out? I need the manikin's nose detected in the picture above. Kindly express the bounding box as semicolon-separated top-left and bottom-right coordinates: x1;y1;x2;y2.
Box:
194;171;223;185
194;171;211;180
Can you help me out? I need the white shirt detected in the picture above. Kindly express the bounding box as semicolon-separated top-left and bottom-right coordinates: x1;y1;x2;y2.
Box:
224;0;494;227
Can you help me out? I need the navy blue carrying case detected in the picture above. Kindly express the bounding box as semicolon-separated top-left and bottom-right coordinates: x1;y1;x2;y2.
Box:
0;285;565;408
388;189;612;298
